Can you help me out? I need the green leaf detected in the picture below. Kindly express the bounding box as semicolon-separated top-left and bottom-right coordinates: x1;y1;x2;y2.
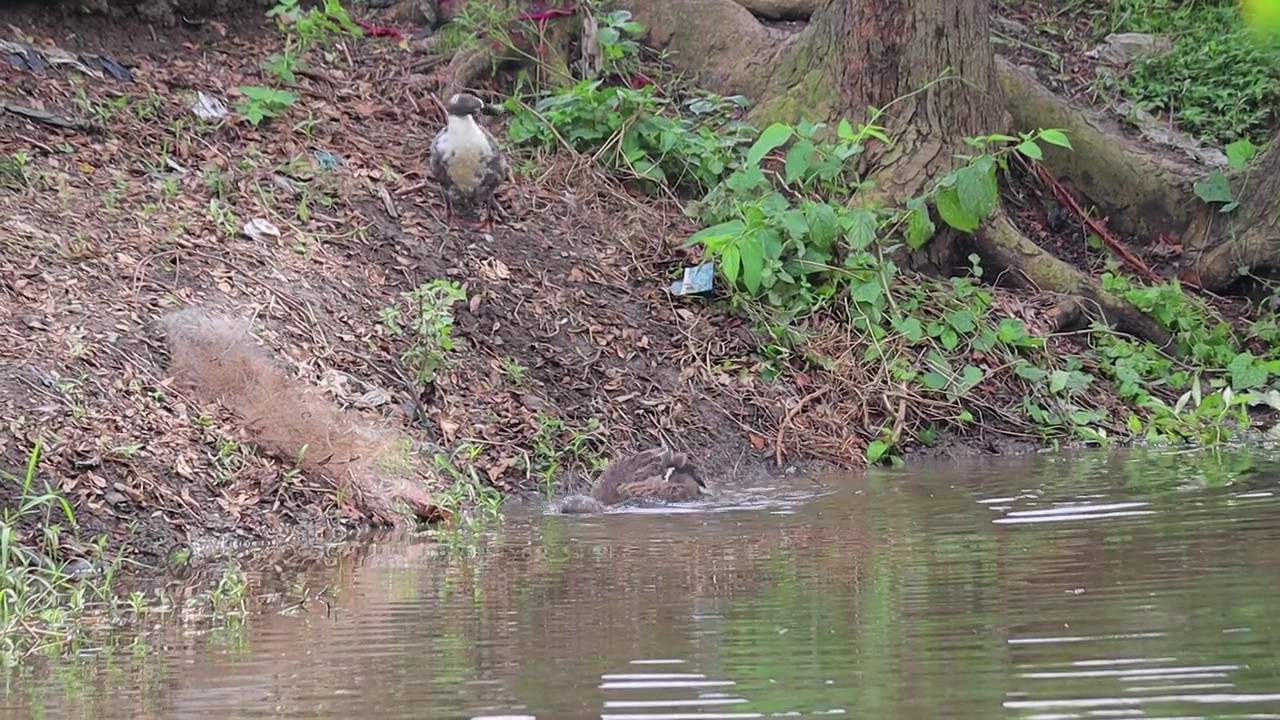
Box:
955;162;998;221
895;317;924;343
1013;361;1044;384
1193;171;1235;205
1049;369;1070;394
837;118;855;141
1016;140;1043;160
1229;352;1268;390
845;210;878;250
778;210;810;241
597;27;620;45
757;227;785;259
632;158;664;182
721;245;741;285
904;197;936;250
1038;129;1072;149
934;187;980;233
866;439;890;463
746;123;793;167
946;309;976;334
804;203;838;249
739;238;765;293
921;371;949;391
784;140;815;185
686;219;745;248
849;278;883;305
1225;139;1257;171
959;365;985;392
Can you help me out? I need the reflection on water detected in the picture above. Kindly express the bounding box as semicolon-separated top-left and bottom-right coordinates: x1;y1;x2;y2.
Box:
9;447;1280;719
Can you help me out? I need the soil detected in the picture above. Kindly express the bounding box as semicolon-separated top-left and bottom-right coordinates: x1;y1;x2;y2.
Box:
0;0;1259;566
0;0;831;566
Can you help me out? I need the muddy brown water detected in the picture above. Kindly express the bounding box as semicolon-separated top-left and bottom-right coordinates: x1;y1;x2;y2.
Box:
9;447;1280;719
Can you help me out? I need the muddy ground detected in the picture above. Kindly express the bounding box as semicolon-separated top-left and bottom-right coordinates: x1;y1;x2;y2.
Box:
0;2;826;565
0;0;1246;565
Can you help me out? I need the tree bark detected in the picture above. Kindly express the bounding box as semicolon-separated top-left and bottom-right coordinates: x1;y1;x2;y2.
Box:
1188;131;1280;292
995;59;1202;244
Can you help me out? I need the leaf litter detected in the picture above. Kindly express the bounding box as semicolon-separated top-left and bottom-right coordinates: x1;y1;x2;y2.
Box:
0;4;1061;564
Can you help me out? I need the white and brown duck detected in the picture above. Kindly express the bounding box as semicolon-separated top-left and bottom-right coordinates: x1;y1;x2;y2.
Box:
428;92;510;230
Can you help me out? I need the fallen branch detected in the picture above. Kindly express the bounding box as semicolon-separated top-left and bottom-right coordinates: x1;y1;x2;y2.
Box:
1030;160;1163;284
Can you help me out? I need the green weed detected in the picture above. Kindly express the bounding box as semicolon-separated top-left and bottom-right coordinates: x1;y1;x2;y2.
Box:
267;0;363;50
507;82;755;194
0;442;121;667
235;86;299;127
380;280;468;389
1192;137;1259;211
429;444;505;552
1100;0;1280;145
0;151;31;191
529;413;607;496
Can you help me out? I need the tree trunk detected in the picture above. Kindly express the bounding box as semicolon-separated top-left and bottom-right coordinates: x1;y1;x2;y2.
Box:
625;0;1174;346
788;0;1001;271
1188;130;1280;293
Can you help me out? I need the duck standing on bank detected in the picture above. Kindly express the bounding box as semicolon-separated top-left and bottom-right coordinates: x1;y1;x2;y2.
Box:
428;92;510;230
551;447;712;514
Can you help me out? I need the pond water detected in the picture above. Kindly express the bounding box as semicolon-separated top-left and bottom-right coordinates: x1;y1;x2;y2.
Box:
9;447;1280;719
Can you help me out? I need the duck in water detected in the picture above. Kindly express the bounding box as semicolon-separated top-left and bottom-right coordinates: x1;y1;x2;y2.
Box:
549;447;711;514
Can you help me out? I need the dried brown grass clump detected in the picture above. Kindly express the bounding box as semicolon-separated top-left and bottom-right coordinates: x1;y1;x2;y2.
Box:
159;308;442;525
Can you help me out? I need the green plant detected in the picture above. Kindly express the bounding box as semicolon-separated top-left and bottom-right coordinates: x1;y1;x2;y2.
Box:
529;413;606;496
236;86;298;126
506;82;755;194
262;50;307;84
380;280;468;387
268;0;364;50
594;9;647;76
429;443;505;550
0;151;30;190
1100;0;1280;145
0;442;123;666
1193;138;1259;211
688;107;1070;313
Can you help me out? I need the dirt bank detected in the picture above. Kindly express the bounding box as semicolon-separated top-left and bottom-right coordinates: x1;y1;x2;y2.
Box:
0;2;862;564
12;0;1240;565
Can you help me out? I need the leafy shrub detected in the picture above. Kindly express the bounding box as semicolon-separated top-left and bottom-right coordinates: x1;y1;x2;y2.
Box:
506;82;756;194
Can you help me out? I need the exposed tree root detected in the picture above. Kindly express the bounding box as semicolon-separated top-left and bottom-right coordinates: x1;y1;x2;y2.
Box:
1183;138;1280;292
995;59;1202;245
978;212;1175;350
728;0;816;21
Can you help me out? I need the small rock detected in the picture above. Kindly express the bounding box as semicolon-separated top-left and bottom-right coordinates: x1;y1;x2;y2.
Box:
1084;33;1172;66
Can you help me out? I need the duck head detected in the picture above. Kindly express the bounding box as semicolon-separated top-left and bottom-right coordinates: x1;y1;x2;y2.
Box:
444;92;486;118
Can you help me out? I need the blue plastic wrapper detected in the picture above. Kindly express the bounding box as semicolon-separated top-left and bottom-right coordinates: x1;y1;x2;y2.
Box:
669;261;715;296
